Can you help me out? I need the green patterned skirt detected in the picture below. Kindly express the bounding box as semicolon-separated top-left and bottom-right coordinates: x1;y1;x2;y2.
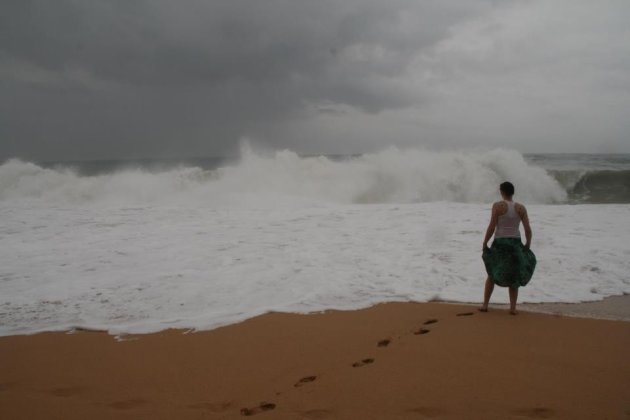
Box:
482;237;536;288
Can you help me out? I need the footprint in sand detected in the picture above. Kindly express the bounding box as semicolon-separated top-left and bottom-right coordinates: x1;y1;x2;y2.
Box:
456;312;474;317
49;386;86;398
352;358;374;367
294;375;317;387
510;407;555;418
377;339;391;347
109;399;147;410
414;328;430;335
240;402;276;416
0;382;17;392
423;319;438;325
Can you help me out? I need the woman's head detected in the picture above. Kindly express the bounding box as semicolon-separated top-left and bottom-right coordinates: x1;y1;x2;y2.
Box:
500;181;515;199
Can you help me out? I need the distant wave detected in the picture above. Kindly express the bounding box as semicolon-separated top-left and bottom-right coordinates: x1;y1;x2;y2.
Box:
0;146;573;205
549;169;630;204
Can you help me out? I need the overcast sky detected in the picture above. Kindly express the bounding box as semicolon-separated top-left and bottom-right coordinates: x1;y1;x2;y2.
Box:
1;0;629;161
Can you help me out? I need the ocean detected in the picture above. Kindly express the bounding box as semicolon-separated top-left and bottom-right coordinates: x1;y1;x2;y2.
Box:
1;147;629;336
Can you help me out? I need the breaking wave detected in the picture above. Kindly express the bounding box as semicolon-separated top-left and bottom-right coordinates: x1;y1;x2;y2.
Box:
0;146;573;205
549;169;630;204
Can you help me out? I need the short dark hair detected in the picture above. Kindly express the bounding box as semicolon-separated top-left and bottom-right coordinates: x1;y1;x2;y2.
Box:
500;181;515;196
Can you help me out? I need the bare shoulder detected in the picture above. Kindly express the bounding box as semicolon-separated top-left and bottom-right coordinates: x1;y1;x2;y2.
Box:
514;202;528;217
494;200;507;215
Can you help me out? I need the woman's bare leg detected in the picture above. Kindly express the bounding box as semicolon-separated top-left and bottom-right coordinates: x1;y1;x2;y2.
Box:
479;277;494;312
509;287;518;315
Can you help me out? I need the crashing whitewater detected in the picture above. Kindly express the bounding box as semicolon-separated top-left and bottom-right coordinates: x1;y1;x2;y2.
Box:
1;147;628;336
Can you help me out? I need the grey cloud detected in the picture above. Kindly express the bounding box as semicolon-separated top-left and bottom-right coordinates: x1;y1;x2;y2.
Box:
1;0;628;160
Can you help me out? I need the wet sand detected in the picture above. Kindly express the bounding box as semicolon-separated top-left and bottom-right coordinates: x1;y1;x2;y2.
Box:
1;301;629;419
440;294;630;322
520;294;630;321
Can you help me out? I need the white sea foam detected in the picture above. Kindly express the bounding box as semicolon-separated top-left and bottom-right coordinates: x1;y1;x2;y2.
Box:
1;147;628;336
0;146;567;205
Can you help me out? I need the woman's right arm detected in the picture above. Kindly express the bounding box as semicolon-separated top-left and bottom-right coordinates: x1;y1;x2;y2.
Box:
482;203;498;250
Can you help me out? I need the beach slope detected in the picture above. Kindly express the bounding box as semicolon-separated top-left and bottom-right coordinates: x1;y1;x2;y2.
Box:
1;302;629;419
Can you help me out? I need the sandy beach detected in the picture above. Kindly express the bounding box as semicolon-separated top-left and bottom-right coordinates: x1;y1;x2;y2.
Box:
1;301;629;420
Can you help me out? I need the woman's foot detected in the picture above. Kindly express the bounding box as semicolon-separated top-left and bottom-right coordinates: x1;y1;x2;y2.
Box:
478;307;488;312
509;309;518;315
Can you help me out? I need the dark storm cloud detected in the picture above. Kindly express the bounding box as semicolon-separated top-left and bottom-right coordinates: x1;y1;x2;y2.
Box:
0;0;497;159
1;0;629;160
2;1;477;85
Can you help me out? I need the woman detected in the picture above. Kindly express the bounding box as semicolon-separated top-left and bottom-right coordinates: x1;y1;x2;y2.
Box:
480;182;536;315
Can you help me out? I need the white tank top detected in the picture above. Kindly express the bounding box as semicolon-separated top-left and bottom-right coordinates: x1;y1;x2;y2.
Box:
495;201;521;238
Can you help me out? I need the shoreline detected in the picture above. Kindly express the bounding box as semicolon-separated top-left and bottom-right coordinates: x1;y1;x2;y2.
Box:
2;294;629;339
437;294;630;322
1;301;629;419
520;294;630;321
